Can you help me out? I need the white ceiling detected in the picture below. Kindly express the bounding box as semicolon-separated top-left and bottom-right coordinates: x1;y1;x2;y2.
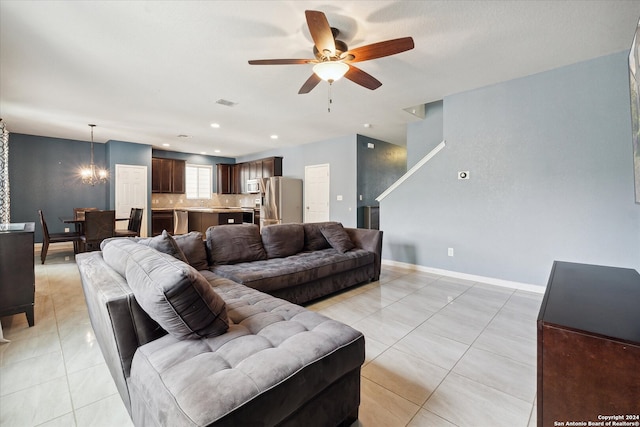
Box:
1;1;639;157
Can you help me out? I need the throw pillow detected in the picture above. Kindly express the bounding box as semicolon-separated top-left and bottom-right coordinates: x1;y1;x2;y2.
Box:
261;223;304;258
138;230;189;264
173;231;209;270
124;241;229;340
206;224;267;265
302;221;338;251
319;223;355;253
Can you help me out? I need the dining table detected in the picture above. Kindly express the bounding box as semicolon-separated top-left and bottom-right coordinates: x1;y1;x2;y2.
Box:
59;215;129;252
59;216;129;232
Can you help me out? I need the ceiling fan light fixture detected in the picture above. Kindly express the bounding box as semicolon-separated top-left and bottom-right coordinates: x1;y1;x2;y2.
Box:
313;61;349;82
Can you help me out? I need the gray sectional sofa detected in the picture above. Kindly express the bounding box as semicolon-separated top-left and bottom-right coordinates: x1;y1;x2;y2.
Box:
77;222;382;426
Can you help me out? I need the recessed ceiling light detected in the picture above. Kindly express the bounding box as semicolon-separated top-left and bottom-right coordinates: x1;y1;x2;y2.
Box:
214;149;221;153
162;143;170;147
363;123;372;128
210;123;220;128
270;135;278;140
200;152;206;155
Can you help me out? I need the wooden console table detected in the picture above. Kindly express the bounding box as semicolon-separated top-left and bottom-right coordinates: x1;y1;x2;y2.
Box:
0;222;35;326
537;261;640;427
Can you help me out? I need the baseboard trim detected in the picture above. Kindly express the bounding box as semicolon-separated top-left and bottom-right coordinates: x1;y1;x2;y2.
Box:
382;259;545;294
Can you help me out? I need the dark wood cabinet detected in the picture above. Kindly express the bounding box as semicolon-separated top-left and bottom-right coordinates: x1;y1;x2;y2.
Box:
216;163;239;194
537;261;640;427
151;209;174;236
0;222;35;326
152;158;185;193
220;157;283;194
262;156;282;178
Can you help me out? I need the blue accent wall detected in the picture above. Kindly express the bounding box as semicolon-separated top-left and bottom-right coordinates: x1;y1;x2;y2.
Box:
9;133;109;242
356;135;406;227
380;51;640;286
7;134;240;243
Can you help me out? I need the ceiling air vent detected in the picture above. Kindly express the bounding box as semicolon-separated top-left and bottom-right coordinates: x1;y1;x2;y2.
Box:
216;99;238;107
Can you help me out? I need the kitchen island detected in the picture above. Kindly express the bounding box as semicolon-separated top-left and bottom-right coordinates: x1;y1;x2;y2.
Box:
151;207;255;236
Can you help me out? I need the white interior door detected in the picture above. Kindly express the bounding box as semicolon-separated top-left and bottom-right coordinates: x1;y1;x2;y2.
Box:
115;164;148;237
304;164;330;223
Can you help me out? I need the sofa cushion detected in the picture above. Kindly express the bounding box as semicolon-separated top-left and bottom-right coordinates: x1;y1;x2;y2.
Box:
138;230;189;263
173;231;208;270
302;222;338;251
261;223;304;259
206;224;267;265
104;239;229;340
320;223;355;253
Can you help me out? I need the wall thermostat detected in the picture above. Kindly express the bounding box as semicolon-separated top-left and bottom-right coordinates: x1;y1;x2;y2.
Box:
458;171;469;180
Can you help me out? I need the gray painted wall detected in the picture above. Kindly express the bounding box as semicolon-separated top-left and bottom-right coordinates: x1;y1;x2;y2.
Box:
381;51;640;286
237;134;358;227
407;100;443;168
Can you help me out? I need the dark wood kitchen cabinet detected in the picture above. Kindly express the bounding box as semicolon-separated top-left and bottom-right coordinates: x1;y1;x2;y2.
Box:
152;158;185;193
151;209;174;236
216;163;239;194
0;222;35;326
230;157;283;194
537;261;640;427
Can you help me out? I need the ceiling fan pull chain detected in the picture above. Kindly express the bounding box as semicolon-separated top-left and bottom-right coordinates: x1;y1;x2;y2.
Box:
327;82;333;113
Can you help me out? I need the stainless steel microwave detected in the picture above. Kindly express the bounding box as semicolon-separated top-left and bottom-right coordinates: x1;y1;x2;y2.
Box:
246;179;261;193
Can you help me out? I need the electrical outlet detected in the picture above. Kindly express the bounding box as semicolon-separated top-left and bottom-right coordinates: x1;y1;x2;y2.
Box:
337;195;343;201
64;227;70;233
448;248;454;257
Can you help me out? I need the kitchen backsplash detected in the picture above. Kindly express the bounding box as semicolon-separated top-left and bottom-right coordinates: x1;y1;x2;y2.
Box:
153;193;261;209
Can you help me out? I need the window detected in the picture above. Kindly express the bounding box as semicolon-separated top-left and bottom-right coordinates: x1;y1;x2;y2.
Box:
185;164;212;199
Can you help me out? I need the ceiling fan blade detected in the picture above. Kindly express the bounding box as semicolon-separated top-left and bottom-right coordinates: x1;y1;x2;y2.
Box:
343;37;414;63
248;59;315;65
298;74;322;94
305;10;335;58
344;65;382;90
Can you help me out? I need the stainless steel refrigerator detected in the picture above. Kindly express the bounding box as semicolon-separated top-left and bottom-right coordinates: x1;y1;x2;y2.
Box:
259;177;303;227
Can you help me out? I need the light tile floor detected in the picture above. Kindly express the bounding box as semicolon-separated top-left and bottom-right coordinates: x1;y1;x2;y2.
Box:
0;243;543;426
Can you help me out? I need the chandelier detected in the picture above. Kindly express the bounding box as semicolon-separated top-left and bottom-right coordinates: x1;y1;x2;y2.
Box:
80;124;108;185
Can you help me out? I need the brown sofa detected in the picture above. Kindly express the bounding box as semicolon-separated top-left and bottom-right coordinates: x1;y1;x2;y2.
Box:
78;236;365;426
205;222;383;304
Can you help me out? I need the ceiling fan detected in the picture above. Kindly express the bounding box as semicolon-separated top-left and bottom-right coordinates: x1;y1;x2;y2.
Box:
248;10;415;94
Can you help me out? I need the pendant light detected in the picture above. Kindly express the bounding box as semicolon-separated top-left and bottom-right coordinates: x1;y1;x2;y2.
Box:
80;124;108;185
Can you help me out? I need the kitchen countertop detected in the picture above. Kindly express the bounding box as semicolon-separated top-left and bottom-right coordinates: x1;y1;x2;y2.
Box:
152;207;253;213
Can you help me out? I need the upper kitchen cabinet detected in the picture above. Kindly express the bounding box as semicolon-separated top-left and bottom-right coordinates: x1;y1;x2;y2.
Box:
217;163;239;194
261;156;283;178
219;157;283;194
152;158;186;193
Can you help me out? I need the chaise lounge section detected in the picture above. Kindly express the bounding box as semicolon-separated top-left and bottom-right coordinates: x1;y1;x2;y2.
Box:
77;231;367;426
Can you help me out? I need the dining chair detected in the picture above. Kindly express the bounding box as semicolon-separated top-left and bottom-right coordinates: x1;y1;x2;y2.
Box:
115;208;143;237
38;209;83;264
81;210;115;252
